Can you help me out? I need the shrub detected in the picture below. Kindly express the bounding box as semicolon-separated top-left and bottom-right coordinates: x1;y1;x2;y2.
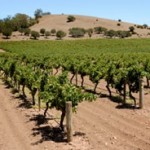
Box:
137;25;143;29
94;26;107;34
69;27;86;38
24;28;31;36
18;28;24;35
0;20;3;33
31;30;40;39
129;26;135;33
2;27;12;39
40;28;46;36
143;24;148;29
117;30;131;38
56;30;66;40
67;15;76;22
12;13;30;30
28;18;37;26
34;9;43;19
45;31;51;38
105;30;116;38
51;29;56;36
87;28;93;37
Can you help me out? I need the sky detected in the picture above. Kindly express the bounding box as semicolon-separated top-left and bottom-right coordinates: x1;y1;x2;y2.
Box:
0;0;149;25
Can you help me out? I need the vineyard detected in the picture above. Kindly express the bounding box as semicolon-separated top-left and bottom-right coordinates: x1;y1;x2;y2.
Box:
0;39;150;149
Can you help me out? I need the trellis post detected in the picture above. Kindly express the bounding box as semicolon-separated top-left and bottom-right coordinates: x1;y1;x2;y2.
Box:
139;77;144;109
66;101;73;142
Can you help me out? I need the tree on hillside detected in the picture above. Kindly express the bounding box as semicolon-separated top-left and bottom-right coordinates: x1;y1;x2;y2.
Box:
94;26;107;34
67;15;76;22
56;30;66;40
18;28;25;35
3;16;13;29
45;31;51;38
12;13;30;31
31;31;40;39
129;26;135;33
24;28;31;36
143;24;148;29
87;28;93;37
2;27;13;39
51;29;56;36
0;20;4;33
34;9;43;19
105;30;116;38
69;27;86;38
40;28;46;36
1;16;13;38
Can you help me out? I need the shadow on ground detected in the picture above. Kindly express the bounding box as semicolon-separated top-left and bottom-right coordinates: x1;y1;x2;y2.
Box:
14;94;32;109
30;114;86;145
100;94;139;109
30;114;67;144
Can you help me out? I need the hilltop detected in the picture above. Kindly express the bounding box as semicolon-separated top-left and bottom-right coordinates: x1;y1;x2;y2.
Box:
1;14;150;41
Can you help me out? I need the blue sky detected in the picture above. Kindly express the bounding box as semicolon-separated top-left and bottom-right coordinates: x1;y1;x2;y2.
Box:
0;0;149;25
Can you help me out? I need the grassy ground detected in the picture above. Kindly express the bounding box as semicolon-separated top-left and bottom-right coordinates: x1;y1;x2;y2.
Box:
0;39;150;57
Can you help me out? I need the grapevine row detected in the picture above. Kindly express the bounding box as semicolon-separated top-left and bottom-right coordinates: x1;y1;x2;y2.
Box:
0;52;150;127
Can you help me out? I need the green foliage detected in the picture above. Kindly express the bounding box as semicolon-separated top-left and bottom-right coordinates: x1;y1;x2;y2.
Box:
18;28;25;35
143;24;148;29
34;9;43;19
69;27;86;38
94;26;107;34
116;30;131;38
67;15;76;22
0;20;4;33
0;13;36;34
40;28;46;36
2;39;150;56
40;72;96;112
105;30;116;38
51;29;56;35
2;27;13;39
1;39;150;127
56;30;66;40
24;28;31;36
45;31;51;38
12;13;30;30
129;26;135;33
28;18;37;26
87;28;93;37
31;31;40;39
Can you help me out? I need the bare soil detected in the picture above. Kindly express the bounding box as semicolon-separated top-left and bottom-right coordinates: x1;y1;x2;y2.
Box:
0;75;150;150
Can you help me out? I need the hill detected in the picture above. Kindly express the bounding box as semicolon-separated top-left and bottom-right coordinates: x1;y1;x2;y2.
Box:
1;14;150;41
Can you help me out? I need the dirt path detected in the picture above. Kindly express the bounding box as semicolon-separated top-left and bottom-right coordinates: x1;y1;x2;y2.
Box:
0;81;45;150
